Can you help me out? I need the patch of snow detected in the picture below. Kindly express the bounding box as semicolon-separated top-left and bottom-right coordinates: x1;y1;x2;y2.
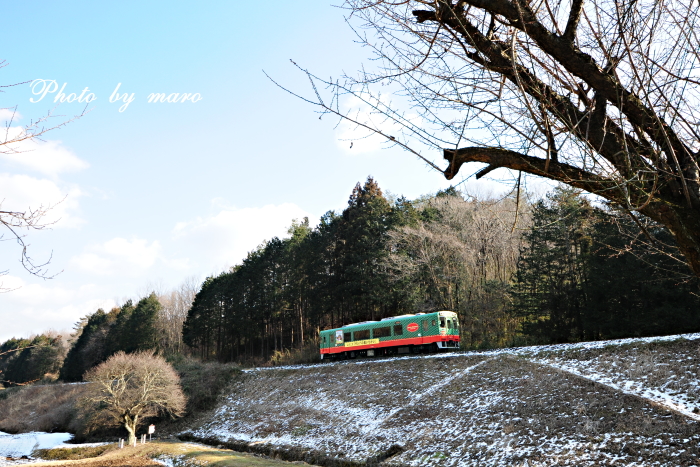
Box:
187;332;700;466
0;431;72;466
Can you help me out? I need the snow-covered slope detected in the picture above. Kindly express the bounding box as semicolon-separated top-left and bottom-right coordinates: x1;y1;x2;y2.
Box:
184;333;700;466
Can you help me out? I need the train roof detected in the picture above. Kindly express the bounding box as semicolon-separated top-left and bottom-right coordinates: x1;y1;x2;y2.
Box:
323;311;456;331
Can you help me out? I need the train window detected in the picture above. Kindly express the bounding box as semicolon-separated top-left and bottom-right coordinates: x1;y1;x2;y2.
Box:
323;336;326;344
422;321;429;332
330;334;335;344
355;329;370;340
440;317;446;327
454;319;460;330
374;327;391;338
447;319;452;330
394;324;403;335
432;319;437;326
344;332;352;342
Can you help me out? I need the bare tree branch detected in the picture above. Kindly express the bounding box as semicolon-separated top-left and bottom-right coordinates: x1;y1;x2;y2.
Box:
0;63;85;287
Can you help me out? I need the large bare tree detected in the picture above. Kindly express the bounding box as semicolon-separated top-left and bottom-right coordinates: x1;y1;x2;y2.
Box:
81;351;186;445
291;0;700;277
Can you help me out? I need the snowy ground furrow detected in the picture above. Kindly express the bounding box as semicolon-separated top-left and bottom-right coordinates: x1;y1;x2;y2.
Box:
533;358;700;422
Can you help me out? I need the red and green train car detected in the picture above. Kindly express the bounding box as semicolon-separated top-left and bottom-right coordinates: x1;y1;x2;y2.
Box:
319;311;460;359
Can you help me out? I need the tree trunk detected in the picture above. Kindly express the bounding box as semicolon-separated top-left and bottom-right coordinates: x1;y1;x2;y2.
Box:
123;414;139;446
641;202;700;278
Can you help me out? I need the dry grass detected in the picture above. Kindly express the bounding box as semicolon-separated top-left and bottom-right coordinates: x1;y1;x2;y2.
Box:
172;357;242;413
27;441;314;466
33;444;112;460
268;342;321;367
0;383;89;433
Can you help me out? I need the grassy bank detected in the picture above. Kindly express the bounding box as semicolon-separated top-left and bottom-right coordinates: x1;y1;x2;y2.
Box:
29;440;314;466
185;334;700;466
0;383;89;434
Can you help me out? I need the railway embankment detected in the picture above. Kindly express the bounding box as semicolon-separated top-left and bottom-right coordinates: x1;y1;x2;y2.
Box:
2;334;700;465
183;333;700;466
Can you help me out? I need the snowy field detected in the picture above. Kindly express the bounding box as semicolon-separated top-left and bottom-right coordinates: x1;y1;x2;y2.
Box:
185;333;700;466
0;432;72;465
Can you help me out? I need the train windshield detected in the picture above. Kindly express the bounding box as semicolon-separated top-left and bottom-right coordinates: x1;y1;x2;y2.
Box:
440;317;446;327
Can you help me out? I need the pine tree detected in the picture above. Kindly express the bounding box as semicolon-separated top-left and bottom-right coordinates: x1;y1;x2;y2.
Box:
124;293;161;353
336;177;393;323
60;309;109;382
104;301;134;357
513;187;593;343
2;334;65;384
583;212;700;338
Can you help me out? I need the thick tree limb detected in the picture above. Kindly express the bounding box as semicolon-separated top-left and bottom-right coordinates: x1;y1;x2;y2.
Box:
445;146;621;201
563;0;585;43
443;146;700;277
416;1;699;206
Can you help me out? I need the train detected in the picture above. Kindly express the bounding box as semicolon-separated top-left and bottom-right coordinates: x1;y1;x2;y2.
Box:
319;310;460;359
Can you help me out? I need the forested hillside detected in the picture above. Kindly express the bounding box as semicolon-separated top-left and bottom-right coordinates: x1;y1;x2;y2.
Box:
180;178;700;364
1;178;699;384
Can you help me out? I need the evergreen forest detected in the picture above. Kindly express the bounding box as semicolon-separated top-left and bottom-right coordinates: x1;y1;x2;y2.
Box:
2;178;699;384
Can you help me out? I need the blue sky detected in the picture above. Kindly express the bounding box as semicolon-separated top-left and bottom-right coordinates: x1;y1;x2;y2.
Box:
0;1;510;341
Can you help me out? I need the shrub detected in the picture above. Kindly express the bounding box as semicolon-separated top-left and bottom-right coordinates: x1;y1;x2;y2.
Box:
268;341;321;366
172;357;241;412
33;444;112;460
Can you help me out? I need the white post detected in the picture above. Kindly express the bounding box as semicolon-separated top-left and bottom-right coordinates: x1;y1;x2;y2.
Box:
119;439;124;449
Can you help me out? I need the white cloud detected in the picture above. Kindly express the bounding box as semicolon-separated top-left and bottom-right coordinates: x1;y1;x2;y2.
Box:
1;126;89;176
0;276;116;342
0;274;116;342
71;238;162;276
0;108;22;122
334;93;421;156
0;172;85;228
335;94;389;155
172;202;313;271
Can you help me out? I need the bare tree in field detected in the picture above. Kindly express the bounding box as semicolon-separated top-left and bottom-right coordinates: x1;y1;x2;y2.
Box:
81;351;186;445
291;0;700;278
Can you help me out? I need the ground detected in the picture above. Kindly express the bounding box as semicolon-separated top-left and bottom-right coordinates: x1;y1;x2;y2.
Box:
4;333;700;466
24;441;313;466
185;333;700;466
